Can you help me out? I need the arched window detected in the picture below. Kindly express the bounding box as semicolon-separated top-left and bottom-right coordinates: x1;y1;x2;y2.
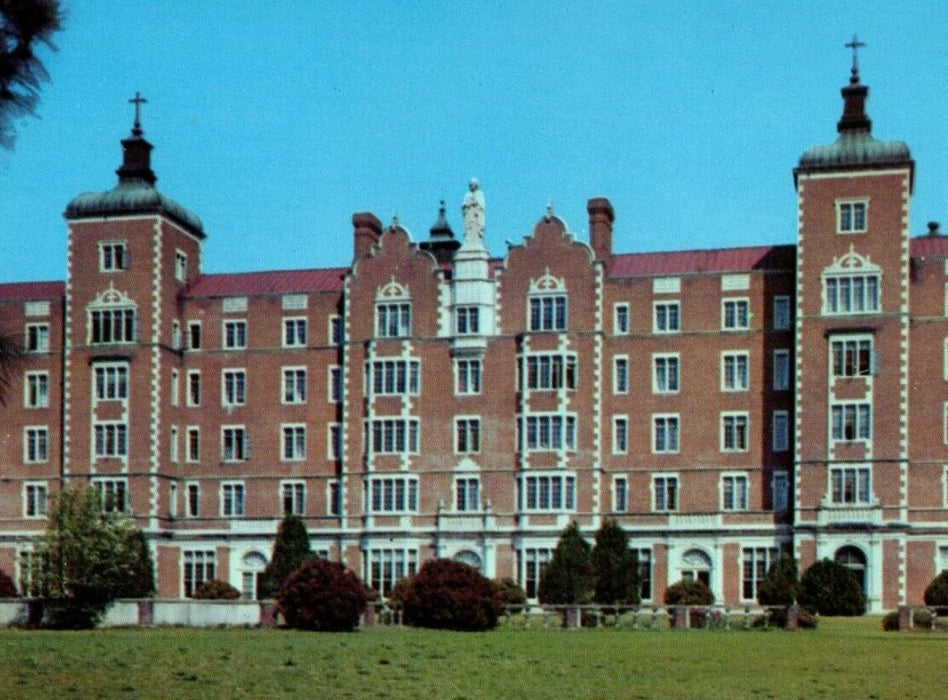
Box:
835;545;867;594
240;551;268;600
680;548;712;587
454;550;483;572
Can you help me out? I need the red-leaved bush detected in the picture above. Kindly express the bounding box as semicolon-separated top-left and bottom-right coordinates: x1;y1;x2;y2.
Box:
399;559;503;631
277;558;367;632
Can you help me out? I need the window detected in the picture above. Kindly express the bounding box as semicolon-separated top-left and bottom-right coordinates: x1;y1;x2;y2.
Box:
282;367;307;404
183;550;215;598
837;200;868;233
370;359;420;396
519;473;576;512
613;416;628;454
328;424;341;460
172;321;181;350
187;370;201;406
653;475;679;512
831;403;871;442
637;549;653;601
722;474;748;511
328;480;341;515
831;337;873;377
773;411;789;452
456;358;482;395
221;481;245;517
99;242;127;271
653;354;679;394
283;317;307;347
721;352;749;391
455;477;480;512
25;323;49;352
613;476;628;513
529;294;567;332
653;301;680;333
329;316;343;345
185;483;200;518
24;427;48;463
830;465;872;504
456;306;480;334
90;308;136;344
170;425;179;463
367;476;419;513
653;414;680;454
94;363;128;402
742;548;778;601
24;482;48;518
174;250;187;282
773;471;789;511
281;425;306;461
519;548;552;599
222;426;248;461
614;356;629;394
773;295;791;330
455;417;481;454
94;422;127;458
25;371;49;407
523;354;577;391
773;349;790;390
365;548;418;597
367;418;420;455
327;366;343;402
520;414;577;451
188;321;202;350
722;299;750;330
187;427;200;462
170;370;179;406
614;304;629;335
222;369;246;406
281;481;306;516
721;413;749;452
376;302;411;338
223;320;247;349
824;274;880;314
94;479;127;512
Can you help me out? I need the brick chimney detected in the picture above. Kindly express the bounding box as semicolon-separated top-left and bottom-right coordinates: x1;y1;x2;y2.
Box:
587;197;614;263
352;212;382;259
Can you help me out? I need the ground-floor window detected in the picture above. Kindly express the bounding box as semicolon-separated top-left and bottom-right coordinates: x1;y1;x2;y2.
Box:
636;548;652;602
741;547;778;601
679;548;711;587
183;550;216;598
518;548;552;599
835;545;867;595
365;548;418;597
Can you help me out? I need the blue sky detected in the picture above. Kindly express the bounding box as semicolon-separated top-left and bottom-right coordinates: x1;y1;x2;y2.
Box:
3;2;948;281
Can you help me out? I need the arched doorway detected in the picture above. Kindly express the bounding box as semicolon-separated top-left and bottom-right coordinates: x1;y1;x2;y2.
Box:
454;550;483;572
240;551;268;600
680;549;711;587
835;546;867;595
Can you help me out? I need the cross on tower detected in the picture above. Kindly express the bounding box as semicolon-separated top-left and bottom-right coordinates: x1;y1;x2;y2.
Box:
845;34;866;77
129;91;148;136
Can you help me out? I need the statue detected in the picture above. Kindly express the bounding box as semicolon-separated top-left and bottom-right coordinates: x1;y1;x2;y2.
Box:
461;178;485;245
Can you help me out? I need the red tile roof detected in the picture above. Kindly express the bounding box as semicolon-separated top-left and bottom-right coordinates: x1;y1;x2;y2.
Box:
0;281;64;302
183;268;347;297
608;245;796;277
910;236;948;258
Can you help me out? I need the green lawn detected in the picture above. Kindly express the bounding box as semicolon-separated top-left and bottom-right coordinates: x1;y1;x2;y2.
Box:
1;617;945;699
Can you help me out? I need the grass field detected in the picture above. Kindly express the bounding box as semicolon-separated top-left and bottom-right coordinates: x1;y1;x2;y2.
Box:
1;617;945;699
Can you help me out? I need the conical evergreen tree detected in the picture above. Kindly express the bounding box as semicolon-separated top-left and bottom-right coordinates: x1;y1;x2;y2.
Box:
537;521;593;604
591;519;639;605
757;552;799;606
259;515;315;599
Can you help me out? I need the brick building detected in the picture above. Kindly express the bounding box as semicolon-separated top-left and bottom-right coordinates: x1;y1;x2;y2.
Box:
2;66;947;611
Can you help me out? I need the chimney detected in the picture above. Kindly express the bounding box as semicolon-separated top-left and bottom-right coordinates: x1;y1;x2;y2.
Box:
928;221;941;237
352;212;382;259
587;197;615;263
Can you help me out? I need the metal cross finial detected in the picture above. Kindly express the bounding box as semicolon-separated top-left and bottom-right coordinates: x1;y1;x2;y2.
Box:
845;34;866;77
129;91;148;135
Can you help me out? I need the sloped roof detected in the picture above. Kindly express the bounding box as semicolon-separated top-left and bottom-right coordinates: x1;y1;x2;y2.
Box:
910;236;948;258
183;268;348;297
608;245;796;278
0;281;65;302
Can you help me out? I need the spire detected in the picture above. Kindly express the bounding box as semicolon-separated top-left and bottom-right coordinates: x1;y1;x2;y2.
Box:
116;91;157;186
837;35;871;134
428;200;454;241
419;199;460;263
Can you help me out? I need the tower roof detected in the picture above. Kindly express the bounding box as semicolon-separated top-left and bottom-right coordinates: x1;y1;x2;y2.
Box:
64;93;204;237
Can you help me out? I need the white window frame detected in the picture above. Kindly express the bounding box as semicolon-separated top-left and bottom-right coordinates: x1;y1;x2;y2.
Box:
652;473;679;512
368;359;420;396
24;426;49;463
170;369;179;406
187;370;201;407
455;358;482;395
89;307;136;345
830;335;874;378
93;478;128;513
831;402;872;443
328;423;341;460
282;366;307;404
528;294;568;332
455;476;481;512
721;412;749;452
221;425;248;462
93;362;129;403
613;415;629;455
652;353;680;394
221;368;247;407
25;323;49;353
282;317;307;348
722;298;750;331
329;315;343;346
455;416;481;455
187;321;202;350
366;418;420;455
455;305;480;335
93;421;128;458
281;480;306;516
174;249;188;282
366;476;419;514
772;410;789;452
829;464;872;505
223;319;247;349
23;481;48;519
613;355;629;394
613;475;628;513
652;413;680;454
519;414;577;452
836;198;868;234
519;472;577;512
327;479;341;516
773;470;789;512
741;547;779;602
721;351;750;392
653;301;680;333
376;302;412;338
186;426;200;463
721;472;749;512
170;425;179;463
773;349;790;391
182;549;216;598
185;482;200;518
281;423;306;461
523;353;577;391
220;481;246;517
823;273;880;315
773;295;791;330
614;303;630;335
328;366;342;403
99;241;127;272
24;371;49;408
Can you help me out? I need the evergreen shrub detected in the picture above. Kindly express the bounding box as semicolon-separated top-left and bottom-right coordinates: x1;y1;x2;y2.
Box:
277;558;367;632
797;559;865;616
400;559;503;631
496;577;527;613
193;579;241;600
923;571;948;607
538;522;593;605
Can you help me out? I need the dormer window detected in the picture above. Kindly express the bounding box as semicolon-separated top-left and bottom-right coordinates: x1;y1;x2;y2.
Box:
100;242;127;271
837;200;868;234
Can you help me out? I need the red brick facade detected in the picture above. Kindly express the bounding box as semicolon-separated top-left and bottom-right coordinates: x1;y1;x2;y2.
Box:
2;69;947;610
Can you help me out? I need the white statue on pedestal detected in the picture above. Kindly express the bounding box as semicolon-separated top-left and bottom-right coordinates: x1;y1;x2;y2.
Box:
461;178;485;246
